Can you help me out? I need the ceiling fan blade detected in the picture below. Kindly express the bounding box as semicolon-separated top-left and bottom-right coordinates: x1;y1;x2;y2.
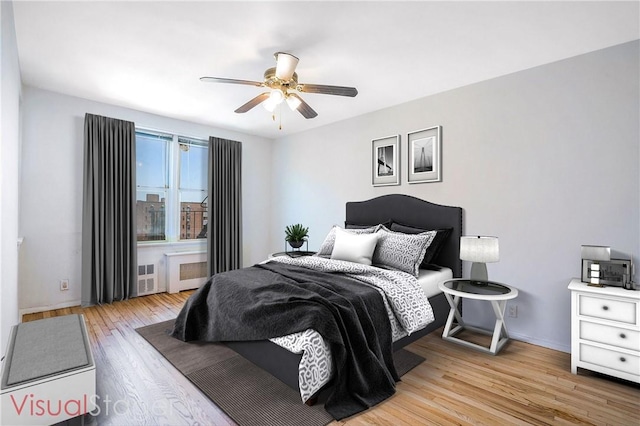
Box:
289;93;317;119
200;76;263;87
234;92;271;113
274;52;299;81
297;83;358;97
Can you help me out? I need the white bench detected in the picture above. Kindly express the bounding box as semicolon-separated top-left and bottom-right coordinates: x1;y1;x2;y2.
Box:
1;314;96;425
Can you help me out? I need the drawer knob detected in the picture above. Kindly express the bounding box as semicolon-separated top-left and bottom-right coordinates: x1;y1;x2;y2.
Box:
620;333;627;339
619;357;626;363
602;305;609;311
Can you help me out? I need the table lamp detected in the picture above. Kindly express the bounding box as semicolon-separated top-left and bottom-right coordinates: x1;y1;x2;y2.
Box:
460;236;500;283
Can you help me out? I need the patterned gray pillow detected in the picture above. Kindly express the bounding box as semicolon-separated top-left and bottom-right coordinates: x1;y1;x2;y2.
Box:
389;223;453;266
372;226;437;277
316;225;378;256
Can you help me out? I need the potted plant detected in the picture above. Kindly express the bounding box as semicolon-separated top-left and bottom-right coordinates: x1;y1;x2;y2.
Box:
285;224;309;249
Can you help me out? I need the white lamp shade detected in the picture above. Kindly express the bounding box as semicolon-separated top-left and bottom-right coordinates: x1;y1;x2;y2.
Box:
262;98;277;112
262;90;284;112
286;94;302;110
460;236;499;263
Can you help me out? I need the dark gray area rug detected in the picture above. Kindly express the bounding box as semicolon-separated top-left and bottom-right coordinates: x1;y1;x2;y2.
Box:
136;319;424;426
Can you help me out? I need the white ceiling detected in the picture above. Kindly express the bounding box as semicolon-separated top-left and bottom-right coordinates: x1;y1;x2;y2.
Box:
13;1;639;139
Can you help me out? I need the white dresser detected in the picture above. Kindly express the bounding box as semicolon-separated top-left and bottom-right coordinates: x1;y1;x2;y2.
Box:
568;279;639;383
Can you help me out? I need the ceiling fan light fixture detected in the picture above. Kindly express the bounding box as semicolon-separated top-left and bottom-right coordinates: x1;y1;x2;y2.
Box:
286;94;302;110
262;90;283;112
269;90;284;103
262;98;277;112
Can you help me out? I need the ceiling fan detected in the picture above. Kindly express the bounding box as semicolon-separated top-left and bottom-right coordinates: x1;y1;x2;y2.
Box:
200;52;358;119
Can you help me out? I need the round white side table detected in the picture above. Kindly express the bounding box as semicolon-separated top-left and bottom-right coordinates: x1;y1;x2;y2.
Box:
438;278;519;355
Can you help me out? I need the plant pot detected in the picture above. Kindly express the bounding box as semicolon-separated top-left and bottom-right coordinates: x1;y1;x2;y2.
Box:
288;240;304;249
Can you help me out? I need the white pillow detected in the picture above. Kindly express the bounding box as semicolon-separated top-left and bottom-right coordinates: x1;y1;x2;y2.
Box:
316;225;377;257
330;227;379;265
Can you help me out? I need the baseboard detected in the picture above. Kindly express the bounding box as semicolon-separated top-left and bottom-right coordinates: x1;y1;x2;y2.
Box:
19;300;81;320
18;291;166;320
509;330;571;354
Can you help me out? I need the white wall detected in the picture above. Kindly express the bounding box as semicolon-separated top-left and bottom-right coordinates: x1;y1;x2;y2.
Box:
270;41;640;352
19;87;273;314
1;0;22;354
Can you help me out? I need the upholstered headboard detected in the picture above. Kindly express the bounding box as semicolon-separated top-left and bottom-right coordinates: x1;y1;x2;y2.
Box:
345;194;463;277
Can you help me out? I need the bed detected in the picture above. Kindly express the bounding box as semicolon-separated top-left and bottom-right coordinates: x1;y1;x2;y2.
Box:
173;194;462;419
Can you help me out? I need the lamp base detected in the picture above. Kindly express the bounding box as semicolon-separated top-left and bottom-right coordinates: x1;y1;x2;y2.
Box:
470;262;488;284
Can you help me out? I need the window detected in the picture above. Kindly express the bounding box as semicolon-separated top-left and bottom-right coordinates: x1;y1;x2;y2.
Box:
178;138;208;240
136;131;170;241
136;130;208;242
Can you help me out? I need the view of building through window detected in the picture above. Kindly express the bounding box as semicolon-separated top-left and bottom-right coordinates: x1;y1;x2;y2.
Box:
136;131;208;242
137;192;166;241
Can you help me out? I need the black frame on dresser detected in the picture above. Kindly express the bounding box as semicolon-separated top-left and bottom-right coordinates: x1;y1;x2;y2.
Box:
227;194;463;396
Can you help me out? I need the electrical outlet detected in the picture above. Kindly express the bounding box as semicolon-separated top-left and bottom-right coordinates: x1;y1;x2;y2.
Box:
60;279;69;291
508;304;518;318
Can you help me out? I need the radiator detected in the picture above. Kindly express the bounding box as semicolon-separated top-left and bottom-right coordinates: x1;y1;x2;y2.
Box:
164;251;208;293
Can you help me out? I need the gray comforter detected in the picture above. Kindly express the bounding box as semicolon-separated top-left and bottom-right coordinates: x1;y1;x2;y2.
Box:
171;261;399;420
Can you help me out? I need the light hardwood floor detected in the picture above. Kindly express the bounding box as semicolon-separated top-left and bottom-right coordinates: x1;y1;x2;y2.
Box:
23;292;640;426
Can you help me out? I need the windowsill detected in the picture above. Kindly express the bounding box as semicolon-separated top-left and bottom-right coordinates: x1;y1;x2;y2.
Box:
137;240;207;249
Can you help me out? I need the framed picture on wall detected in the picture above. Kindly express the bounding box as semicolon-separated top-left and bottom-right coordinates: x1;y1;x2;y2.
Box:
372;135;400;186
408;126;442;184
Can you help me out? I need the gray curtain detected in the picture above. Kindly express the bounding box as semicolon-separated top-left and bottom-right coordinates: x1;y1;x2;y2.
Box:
81;113;137;306
208;137;242;275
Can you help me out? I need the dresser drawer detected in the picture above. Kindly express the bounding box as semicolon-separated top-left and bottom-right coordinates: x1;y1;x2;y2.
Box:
578;294;637;325
580;321;640;351
580;343;640;376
